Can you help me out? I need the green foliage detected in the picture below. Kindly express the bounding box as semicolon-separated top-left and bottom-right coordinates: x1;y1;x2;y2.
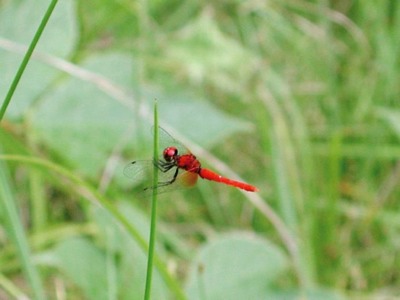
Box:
1;0;400;299
186;234;288;299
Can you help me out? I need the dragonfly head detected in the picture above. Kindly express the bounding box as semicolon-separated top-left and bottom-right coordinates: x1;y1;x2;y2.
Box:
163;147;178;162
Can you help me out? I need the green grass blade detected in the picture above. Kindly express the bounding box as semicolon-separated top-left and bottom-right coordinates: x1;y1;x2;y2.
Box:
0;154;186;299
144;101;160;300
0;0;59;121
0;159;46;299
0;272;29;299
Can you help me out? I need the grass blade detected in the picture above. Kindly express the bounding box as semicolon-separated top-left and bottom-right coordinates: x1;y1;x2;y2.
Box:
0;0;59;121
144;101;160;299
0;158;45;299
0;272;29;300
0;153;187;299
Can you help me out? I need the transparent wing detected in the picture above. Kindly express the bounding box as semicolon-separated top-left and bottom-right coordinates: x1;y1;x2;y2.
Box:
124;159;197;196
124;126;196;198
123;160;154;183
124;159;176;185
155;126;191;159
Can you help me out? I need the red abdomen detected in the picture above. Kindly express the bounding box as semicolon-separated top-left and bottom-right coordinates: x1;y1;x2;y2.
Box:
199;168;258;192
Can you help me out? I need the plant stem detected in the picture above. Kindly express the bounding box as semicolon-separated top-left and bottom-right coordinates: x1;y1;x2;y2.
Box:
0;159;46;300
0;153;186;299
144;101;160;300
0;0;58;121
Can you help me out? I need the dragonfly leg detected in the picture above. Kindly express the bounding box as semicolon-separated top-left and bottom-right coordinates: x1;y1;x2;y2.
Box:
155;160;175;172
143;163;179;191
145;159;180;188
156;167;179;187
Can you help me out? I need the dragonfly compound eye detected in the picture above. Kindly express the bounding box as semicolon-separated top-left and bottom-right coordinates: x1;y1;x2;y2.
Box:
163;147;178;161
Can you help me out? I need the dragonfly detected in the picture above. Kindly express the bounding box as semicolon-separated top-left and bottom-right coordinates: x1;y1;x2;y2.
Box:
124;127;258;193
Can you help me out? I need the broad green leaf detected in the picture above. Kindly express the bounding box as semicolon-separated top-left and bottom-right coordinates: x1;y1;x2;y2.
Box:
47;237;109;300
32;53;139;176
31;52;252;177
157;93;252;148
186;233;288;300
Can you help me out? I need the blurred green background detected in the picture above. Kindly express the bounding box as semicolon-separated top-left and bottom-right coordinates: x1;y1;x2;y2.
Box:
1;0;400;299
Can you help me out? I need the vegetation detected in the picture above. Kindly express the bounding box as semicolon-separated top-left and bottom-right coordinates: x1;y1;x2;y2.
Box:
1;0;399;299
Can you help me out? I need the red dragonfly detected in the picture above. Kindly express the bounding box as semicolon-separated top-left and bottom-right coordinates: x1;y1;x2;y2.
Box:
124;127;258;193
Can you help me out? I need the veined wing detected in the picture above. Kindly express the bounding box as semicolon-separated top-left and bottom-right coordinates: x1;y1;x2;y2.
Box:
124;160;198;195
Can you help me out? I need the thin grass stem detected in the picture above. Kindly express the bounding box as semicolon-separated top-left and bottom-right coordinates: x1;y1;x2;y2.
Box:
144;101;160;299
0;159;46;299
0;0;59;121
0;154;186;300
